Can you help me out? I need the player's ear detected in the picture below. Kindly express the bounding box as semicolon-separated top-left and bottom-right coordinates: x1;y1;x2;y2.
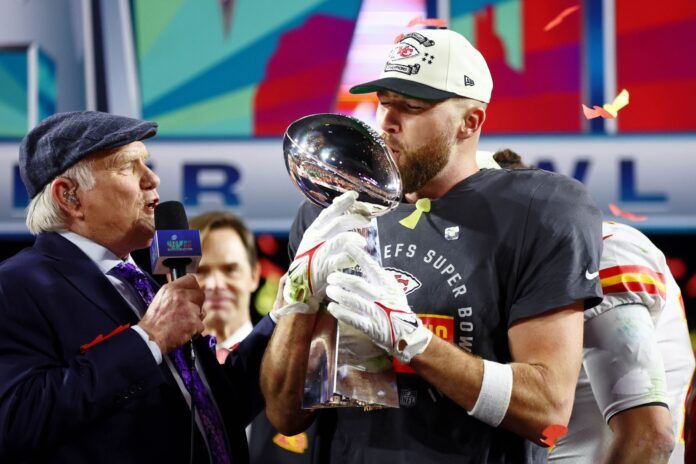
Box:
455;99;486;140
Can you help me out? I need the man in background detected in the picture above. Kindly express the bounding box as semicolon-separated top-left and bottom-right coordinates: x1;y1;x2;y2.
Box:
192;210;317;463
494;149;694;464
190;212;260;359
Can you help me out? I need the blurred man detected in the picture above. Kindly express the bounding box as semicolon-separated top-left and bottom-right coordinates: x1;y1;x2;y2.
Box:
190;211;260;358
0;111;274;463
494;149;695;463
191;211;318;463
261;28;603;463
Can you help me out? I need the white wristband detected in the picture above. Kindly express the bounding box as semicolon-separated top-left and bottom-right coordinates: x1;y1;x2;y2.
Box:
467;360;513;427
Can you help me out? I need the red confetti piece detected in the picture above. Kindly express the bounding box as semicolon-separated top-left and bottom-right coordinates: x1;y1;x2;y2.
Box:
544;5;580;32
582;104;615;120
393;33;405;44
608;203;648;222
406;16;447;28
602;234;614;240
80;324;131;353
541;424;568;447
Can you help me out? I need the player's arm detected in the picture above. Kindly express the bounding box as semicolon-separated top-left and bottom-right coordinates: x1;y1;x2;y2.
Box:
261;192;371;435
584;304;674;463
604;407;674;464
326;244;585;444
261;312;318;435
411;302;584;444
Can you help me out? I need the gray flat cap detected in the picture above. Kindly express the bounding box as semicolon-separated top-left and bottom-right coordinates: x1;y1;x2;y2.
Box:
19;111;158;198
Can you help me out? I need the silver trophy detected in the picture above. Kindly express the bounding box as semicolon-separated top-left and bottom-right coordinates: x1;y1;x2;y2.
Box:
284;113;402;409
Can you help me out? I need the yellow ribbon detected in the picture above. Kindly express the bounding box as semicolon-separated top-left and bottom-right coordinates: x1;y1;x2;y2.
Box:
399;198;431;229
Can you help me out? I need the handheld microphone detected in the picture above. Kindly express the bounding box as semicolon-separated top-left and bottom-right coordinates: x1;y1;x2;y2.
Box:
150;201;202;464
150;201;202;279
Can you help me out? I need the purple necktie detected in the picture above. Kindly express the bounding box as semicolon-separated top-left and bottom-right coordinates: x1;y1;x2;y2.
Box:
111;262;232;464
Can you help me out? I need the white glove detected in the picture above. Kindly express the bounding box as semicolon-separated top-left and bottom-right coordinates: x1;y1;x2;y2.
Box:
325;245;433;364
270;302;315;322
284;191;371;311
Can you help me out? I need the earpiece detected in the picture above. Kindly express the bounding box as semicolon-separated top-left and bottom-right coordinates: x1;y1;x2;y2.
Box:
63;191;77;204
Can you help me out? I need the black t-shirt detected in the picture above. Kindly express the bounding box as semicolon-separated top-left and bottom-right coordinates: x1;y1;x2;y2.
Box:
289;168;603;464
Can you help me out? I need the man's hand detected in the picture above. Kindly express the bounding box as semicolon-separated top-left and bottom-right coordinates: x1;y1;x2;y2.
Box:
284;191;371;310
325;245;432;363
137;274;205;353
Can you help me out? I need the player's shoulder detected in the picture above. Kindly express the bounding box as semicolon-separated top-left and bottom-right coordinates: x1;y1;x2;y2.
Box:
477;167;589;200
586;221;668;321
599;221;666;271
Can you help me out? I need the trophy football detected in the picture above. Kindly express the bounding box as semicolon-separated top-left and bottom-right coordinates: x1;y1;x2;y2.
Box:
283;113;402;409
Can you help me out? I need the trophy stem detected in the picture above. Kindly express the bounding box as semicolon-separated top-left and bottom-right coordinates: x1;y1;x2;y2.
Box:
302;219;399;409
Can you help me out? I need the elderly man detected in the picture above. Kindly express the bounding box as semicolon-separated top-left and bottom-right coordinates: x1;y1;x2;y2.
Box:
261;28;603;463
0;111;274;463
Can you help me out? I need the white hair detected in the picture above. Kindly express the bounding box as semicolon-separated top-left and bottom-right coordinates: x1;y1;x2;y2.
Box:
25;158;96;234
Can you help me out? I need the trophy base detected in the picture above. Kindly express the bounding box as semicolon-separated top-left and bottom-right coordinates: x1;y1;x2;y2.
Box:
302;308;399;410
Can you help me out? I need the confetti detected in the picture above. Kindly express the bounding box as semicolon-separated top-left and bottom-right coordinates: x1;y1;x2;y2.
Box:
407;16;447;28
582;104;614;120
541;424;568;448
544;5;580;32
399;198;431;229
608;203;648;222
603;89;630;117
583;89;630;119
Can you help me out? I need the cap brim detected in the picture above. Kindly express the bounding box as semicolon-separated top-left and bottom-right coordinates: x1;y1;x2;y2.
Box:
349;78;458;100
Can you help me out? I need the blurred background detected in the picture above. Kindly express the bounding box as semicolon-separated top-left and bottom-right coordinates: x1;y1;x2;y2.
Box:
0;0;694;332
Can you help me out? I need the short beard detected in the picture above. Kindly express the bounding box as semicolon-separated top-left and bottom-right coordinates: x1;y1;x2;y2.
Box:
389;131;454;194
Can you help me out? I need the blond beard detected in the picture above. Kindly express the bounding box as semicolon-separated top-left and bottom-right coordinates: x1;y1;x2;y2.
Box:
382;131;454;194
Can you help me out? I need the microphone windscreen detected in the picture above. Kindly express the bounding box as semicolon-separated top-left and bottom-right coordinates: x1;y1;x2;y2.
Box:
155;201;189;230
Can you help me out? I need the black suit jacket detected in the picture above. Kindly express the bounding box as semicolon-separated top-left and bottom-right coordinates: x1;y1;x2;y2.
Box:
0;232;274;463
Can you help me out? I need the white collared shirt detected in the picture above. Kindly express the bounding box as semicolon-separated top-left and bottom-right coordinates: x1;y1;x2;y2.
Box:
218;320;254;350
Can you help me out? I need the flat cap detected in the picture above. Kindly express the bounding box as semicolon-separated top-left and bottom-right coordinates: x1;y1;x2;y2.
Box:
19;111;158;198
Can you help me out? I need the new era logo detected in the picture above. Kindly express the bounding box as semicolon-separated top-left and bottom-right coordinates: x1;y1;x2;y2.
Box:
464;75;475;86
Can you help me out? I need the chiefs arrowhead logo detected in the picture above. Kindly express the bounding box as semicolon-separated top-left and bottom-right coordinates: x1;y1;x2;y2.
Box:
389;43;420;61
385;267;422;295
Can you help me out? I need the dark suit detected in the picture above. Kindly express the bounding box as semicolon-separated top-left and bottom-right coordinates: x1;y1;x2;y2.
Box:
0;232;274;463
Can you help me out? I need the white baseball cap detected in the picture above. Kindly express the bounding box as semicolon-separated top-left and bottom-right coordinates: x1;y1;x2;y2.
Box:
350;28;493;103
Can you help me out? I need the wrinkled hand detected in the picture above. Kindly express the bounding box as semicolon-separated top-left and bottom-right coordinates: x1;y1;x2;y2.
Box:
325;246;433;364
137;274;206;353
284;191;371;311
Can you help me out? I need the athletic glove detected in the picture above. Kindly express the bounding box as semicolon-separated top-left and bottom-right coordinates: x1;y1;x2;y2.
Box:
325;245;433;364
284;191;371;312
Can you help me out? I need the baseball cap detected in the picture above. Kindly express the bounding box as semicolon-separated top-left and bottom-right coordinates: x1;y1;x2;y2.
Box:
350;28;493;103
19;111;158;198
